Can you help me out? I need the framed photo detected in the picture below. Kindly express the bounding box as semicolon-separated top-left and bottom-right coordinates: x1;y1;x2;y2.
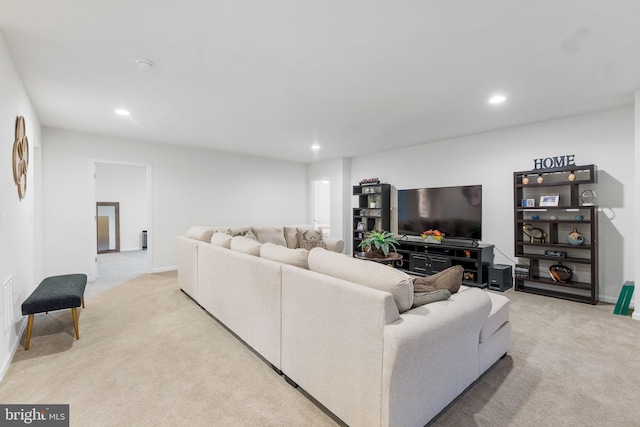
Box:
540;194;559;207
356;222;365;231
521;199;535;207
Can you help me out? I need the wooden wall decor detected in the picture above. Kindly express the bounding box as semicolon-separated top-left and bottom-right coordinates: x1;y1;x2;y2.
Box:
13;116;29;200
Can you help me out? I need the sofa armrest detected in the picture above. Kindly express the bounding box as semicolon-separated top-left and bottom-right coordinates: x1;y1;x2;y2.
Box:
177;236;199;299
323;237;344;253
382;287;492;427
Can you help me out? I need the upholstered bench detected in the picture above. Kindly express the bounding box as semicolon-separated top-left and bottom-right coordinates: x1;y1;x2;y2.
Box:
21;274;87;350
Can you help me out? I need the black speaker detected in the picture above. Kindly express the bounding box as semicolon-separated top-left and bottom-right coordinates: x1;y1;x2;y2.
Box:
488;264;513;291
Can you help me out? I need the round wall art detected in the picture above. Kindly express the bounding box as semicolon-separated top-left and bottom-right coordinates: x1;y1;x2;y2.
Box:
13;116;29;200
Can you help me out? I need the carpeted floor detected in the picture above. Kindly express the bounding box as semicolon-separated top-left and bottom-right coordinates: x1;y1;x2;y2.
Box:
1;272;638;426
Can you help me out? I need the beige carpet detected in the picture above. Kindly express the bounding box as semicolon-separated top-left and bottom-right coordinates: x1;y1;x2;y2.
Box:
1;272;638;427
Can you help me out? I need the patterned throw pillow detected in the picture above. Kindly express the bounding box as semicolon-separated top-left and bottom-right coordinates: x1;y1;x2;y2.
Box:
225;228;257;240
297;229;327;250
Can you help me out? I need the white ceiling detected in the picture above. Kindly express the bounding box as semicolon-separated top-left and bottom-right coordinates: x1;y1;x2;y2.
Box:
1;1;639;163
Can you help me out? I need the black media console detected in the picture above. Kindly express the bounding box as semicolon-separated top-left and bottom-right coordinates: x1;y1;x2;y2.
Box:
395;239;495;288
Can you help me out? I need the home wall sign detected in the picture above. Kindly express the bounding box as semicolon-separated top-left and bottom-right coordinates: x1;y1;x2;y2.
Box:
533;154;575;170
13;116;29;200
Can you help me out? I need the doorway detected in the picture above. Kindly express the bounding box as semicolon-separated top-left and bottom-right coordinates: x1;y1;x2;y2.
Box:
313;180;331;237
96;202;120;253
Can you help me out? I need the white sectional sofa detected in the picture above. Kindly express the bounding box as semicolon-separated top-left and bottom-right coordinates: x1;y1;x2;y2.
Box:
177;225;511;427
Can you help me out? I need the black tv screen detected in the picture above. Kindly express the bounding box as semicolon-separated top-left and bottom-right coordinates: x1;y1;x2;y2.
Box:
397;185;482;240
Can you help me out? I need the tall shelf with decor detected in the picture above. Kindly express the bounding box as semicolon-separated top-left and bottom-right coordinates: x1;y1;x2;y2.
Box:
353;183;391;255
513;164;598;304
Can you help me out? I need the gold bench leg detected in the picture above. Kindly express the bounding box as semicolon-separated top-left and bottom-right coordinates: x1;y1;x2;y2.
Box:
25;314;34;350
71;307;80;340
82;296;85;309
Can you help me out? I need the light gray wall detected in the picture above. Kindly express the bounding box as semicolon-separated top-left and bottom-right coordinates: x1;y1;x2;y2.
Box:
350;106;635;304
634;92;640;320
0;34;42;378
41;128;308;278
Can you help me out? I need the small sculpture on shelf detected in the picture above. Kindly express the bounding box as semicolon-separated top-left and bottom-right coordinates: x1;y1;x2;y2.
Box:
549;263;572;283
522;223;546;243
567;228;584;246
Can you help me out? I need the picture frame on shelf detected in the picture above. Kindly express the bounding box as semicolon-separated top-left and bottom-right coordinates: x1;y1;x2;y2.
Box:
521;199;535;207
356;222;365;231
539;194;559;207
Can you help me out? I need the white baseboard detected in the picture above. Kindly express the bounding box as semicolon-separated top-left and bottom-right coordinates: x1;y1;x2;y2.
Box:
152;266;177;273
599;294;635;309
0;318;26;381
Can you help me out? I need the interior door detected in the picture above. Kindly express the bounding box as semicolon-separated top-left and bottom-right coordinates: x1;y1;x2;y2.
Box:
96;202;120;253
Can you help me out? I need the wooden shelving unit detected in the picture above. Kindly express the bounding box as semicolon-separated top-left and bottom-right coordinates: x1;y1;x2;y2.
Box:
513;164;598;304
352;183;391;255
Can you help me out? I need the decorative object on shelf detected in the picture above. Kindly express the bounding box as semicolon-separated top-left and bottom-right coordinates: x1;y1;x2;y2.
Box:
531;214;540;220
515;264;530;278
545;249;567;258
521;199;535;207
421;229;444;244
536;174;544;184
567;228;584;246
549;263;572;283
522;223;547;243
568;170;576;181
368;194;377;208
356;222;364;231
550;215;559;220
358;230;399;257
575;214;584;221
522;176;529;185
13;116;29;200
580;189;597;206
539;194;559;207
359;178;380;185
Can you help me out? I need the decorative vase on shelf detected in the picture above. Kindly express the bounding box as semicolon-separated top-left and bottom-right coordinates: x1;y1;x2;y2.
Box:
567;228;584;246
549;263;572;283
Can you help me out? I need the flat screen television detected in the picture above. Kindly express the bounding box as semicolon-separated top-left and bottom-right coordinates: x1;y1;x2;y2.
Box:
397;185;482;241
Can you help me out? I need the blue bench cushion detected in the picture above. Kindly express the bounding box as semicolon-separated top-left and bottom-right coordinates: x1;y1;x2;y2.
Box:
21;274;87;315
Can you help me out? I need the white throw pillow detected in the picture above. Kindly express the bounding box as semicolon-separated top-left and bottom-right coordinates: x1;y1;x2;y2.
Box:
260;242;309;269
210;232;232;248
186;226;215;242
307;247;414;313
230;236;262;256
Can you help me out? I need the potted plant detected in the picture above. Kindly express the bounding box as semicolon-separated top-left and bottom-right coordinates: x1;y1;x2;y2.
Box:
358;230;399;257
368;194;378;208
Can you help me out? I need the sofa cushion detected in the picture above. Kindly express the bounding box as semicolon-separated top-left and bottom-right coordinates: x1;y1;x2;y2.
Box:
210;232;233;248
251;226;287;246
230;236;262;256
307;248;414;312
284;225;311;248
412;265;463;294
480;292;510;343
186;226;215;242
260;243;309;269
297;229;327;250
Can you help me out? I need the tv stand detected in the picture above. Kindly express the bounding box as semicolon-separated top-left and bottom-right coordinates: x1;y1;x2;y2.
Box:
395;240;494;287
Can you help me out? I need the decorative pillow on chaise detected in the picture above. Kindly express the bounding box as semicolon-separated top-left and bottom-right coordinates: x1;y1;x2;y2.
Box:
297;229;327;250
412;289;452;308
412;265;463;294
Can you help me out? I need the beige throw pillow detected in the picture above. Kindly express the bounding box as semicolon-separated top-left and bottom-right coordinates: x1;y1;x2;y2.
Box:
230;236;262;256
260;243;309;269
297;229;327;250
186;226;215;242
210;232;232;248
250;226;287;246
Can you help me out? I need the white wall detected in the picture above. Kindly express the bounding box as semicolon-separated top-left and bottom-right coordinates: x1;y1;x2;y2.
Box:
0;35;41;378
351;106;635;305
95;163;148;251
41;128;308;278
634;93;640;320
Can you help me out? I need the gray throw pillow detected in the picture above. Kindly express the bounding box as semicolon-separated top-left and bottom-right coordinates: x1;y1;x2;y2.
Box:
412;289;451;307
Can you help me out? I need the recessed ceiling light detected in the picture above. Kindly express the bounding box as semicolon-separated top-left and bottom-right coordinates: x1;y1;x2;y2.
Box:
311;144;321;151
488;95;507;104
115;109;130;116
